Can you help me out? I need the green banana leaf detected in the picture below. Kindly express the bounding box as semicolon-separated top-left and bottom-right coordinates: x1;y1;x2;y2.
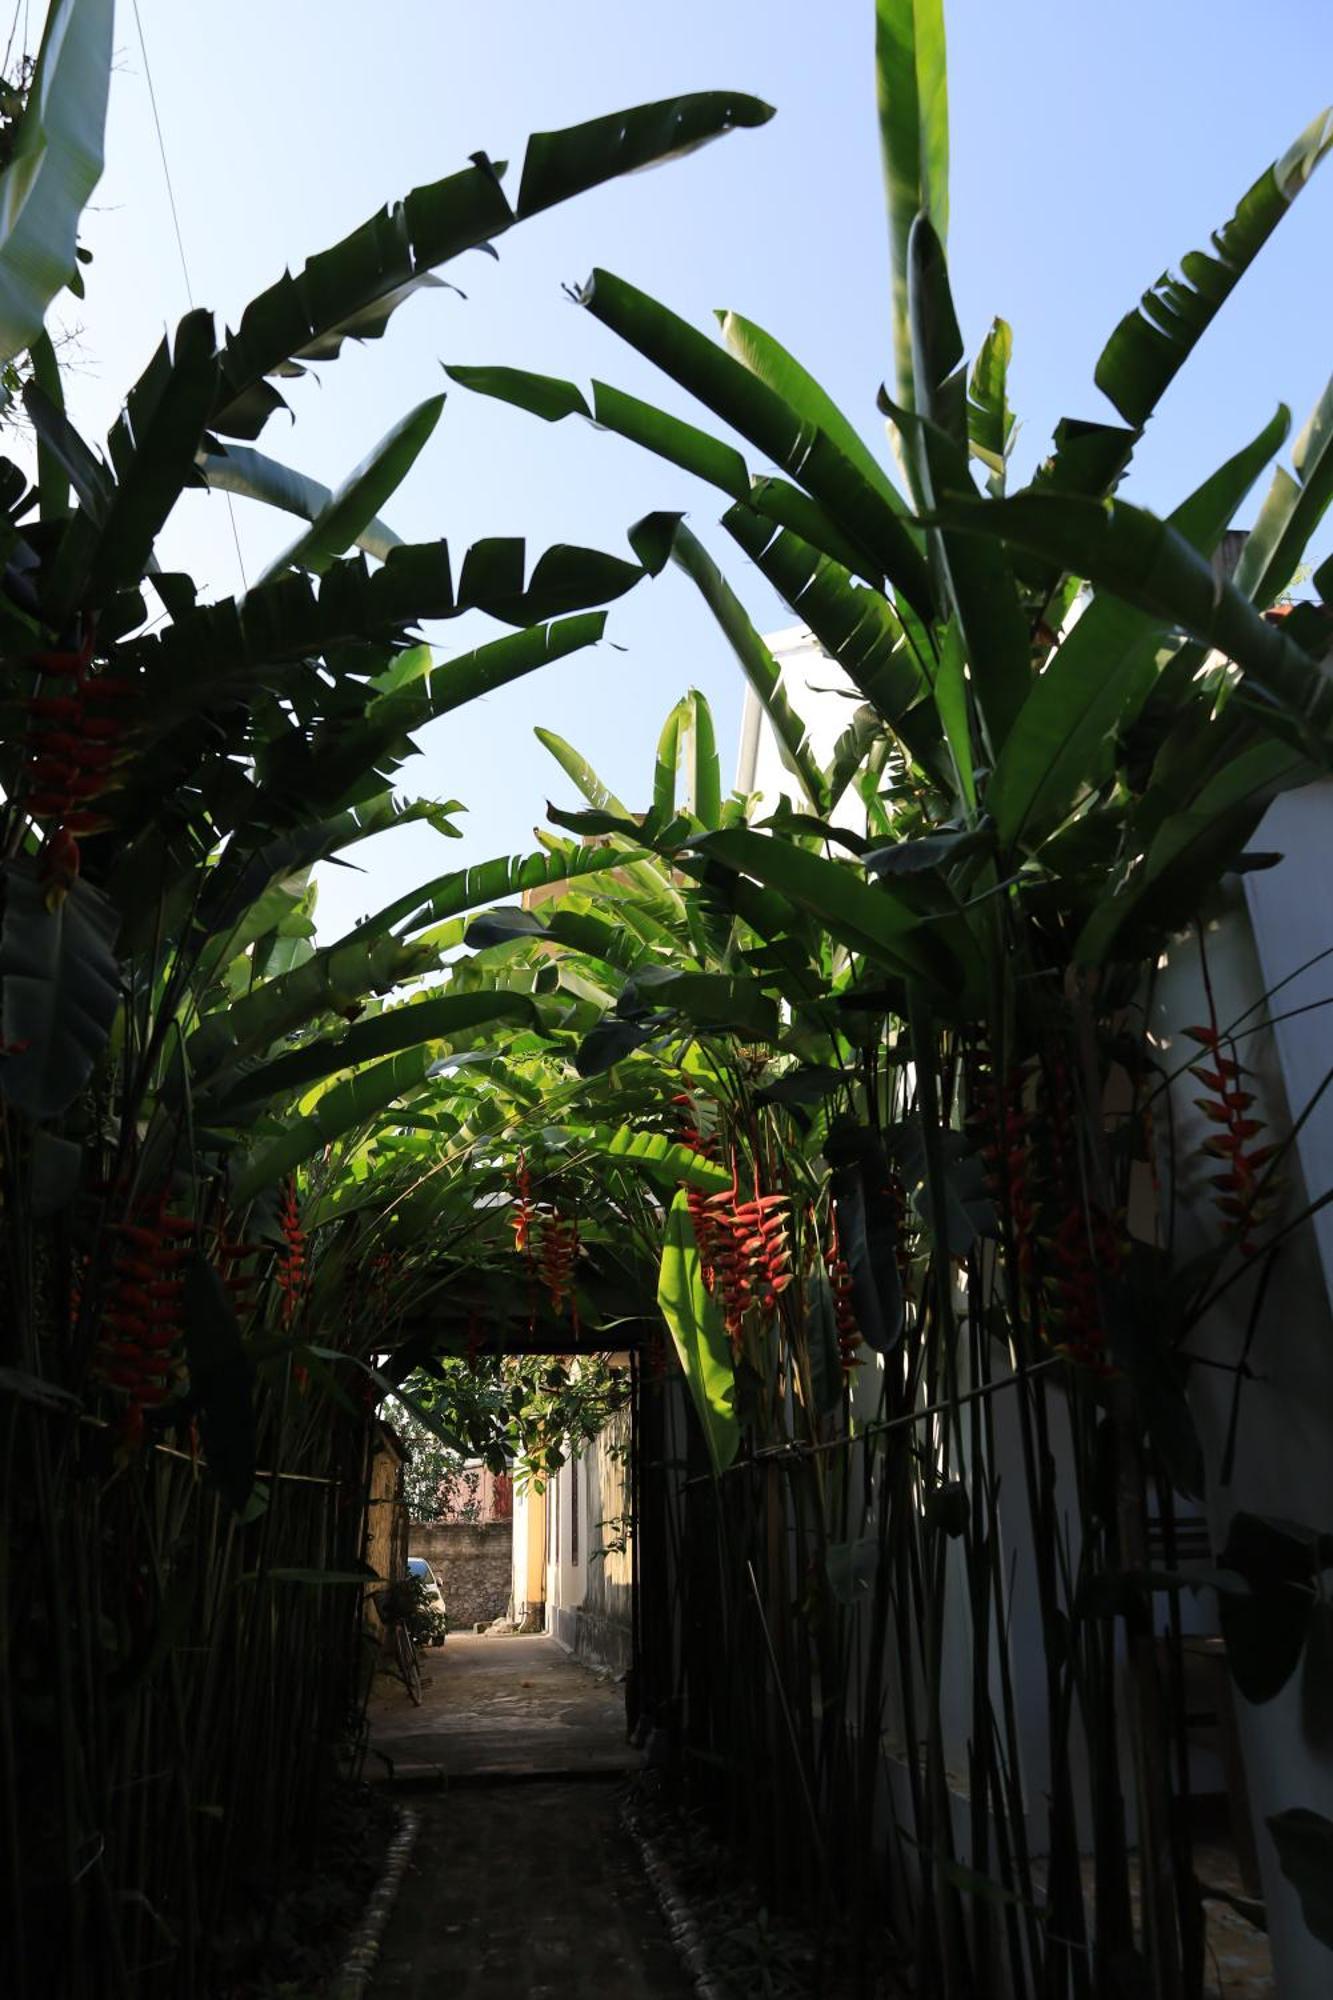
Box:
657;1190;739;1474
967;318;1016;493
0;0;112;364
719;307;909;515
212;93;771;439
693;827;938;981
254;394;444;584
197;440;402;559
0;860;120;1119
231;1046;438;1202
628;514;827;812
205;990;542;1115
987;403;1293;848
47;309;218;623
580;269;934;619
875;0;949;416
930;490;1333;737
573;1124;732;1194
1233;373;1333;610
187;929;440;1082
1095;107;1333;430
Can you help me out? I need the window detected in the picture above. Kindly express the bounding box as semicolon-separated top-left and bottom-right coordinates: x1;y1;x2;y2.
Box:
570;1456;580;1566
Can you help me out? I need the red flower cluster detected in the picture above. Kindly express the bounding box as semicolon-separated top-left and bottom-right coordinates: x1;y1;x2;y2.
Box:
702;1168;792;1352
972;1061;1037;1288
277;1179;307;1327
216;1227;262;1321
511;1152;534;1261
1036;1058;1117;1372
20;620;135;907
537;1210;579;1319
825;1213;862;1372
673;1096;721;1292
1184;1024;1278;1258
95;1195;196;1447
972;1049;1117;1372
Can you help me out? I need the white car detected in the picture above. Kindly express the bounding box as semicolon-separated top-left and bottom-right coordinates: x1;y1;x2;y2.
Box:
407;1556;447;1643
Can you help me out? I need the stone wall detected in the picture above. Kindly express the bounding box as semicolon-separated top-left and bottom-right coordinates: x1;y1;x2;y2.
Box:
410;1520;512;1631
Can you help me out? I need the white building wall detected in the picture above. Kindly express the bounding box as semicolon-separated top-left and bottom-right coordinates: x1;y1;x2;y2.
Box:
738;629;1333;1990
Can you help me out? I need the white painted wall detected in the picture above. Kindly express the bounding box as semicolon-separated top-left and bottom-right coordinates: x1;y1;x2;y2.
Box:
737;634;1333;1988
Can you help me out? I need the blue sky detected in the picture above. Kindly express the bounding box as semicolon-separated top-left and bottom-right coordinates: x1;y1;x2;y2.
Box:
48;0;1333;938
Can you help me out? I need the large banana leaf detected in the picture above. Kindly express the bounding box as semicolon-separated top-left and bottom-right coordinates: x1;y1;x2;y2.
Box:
930;490;1333;736
719;308;908;514
658;1189;739;1475
653;690;722;830
196;441;401;560
571;1123;733;1194
130;543;639;725
0;860;120;1118
46;310;219;622
1095;108;1333;430
445;361;750;499
231;1046;438;1202
206;989;541;1115
580;269;935;619
719;505;941;776
629;514;827;812
693;826;939;981
515;92;772;215
265;615;610;815
0;0;112;364
1075;737;1312;965
967;318;1016;494
986;404;1293;848
212;94;771;439
356;839;648;943
1233;373;1333;610
187;929;440;1081
875;0;949;417
253;394;443;584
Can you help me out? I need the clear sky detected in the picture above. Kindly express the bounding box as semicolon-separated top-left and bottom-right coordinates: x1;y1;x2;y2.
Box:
39;0;1333;938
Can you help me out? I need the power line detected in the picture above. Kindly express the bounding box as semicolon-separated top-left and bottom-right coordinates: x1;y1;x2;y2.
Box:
130;0;248;592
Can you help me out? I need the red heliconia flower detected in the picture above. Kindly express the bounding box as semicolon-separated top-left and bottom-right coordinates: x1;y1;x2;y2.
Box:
1183;1018;1280;1258
20;617;138;907
94;1191;196;1445
703;1165;793;1353
537;1208;579;1320
825;1213;862;1373
277;1178;307;1326
511;1151;536;1261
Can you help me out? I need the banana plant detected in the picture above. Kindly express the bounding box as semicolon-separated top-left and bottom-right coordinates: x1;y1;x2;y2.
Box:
0;58;773;2000
443;6;1333;1991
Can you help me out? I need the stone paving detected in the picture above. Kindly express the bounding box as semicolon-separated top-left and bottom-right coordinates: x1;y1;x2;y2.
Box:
366;1630;636;1784
367;1634;688;1999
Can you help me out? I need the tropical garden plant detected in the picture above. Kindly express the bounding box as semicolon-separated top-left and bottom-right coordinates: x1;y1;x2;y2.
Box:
0;3;770;1990
428;3;1333;1991
5;0;1333;1994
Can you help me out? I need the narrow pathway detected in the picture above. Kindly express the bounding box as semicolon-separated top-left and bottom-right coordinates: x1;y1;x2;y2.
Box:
370;1781;691;1999
367;1631;636;1783
368;1635;690;1999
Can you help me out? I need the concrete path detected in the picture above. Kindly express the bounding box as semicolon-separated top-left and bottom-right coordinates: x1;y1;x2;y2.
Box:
367;1632;636;1785
367;1635;690;1998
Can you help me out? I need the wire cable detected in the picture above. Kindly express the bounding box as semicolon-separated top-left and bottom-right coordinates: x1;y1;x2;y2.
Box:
130;0;248;590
